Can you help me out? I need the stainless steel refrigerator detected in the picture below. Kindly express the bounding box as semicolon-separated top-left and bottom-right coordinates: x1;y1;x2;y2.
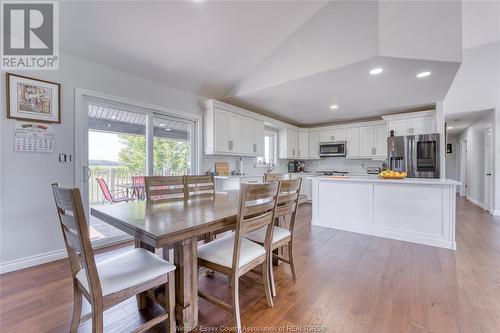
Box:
387;134;440;178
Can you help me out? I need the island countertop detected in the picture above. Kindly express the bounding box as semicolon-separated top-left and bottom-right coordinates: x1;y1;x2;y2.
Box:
308;175;460;186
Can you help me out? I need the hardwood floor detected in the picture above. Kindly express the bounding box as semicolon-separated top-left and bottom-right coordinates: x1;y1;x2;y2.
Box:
1;197;500;332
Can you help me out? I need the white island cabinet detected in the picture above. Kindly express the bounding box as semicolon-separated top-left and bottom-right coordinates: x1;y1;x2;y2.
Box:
310;176;460;250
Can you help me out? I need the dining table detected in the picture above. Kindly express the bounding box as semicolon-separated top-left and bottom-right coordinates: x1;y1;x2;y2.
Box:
90;191;241;331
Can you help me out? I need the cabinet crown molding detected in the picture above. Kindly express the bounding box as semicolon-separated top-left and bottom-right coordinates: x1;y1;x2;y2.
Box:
381;110;436;121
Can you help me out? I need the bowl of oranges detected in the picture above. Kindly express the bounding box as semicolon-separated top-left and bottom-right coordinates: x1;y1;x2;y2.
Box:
378;169;407;179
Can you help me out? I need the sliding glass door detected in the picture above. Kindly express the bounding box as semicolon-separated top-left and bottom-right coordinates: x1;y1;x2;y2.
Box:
80;96;197;246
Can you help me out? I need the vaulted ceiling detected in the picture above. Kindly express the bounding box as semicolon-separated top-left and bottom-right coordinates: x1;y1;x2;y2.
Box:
60;1;499;126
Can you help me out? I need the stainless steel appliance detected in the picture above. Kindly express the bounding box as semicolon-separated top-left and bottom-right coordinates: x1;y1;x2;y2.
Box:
319;141;346;157
387;134;440;178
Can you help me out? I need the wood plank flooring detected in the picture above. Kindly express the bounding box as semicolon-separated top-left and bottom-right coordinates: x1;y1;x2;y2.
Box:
1;197;500;332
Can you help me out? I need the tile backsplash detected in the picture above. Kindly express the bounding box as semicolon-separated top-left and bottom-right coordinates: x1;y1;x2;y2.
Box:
203;155;386;175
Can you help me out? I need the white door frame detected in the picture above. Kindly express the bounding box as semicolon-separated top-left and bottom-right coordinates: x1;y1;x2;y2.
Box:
484;125;493;213
459;140;468;197
75;88;202;247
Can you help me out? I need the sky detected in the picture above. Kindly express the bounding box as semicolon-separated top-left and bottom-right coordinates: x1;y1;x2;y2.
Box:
89;131;121;161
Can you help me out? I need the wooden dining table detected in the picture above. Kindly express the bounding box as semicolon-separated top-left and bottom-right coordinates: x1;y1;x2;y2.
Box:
90;191;241;331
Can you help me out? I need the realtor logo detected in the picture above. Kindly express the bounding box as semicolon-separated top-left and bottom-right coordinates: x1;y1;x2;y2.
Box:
1;1;59;70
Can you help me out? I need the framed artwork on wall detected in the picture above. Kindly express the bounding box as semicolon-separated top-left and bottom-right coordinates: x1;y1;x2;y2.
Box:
6;73;61;124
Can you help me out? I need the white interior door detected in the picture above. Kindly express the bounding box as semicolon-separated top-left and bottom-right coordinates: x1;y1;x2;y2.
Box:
460;140;468;197
484;126;493;212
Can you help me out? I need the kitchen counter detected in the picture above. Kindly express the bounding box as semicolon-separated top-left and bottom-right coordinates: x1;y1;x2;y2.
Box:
311;176;459;250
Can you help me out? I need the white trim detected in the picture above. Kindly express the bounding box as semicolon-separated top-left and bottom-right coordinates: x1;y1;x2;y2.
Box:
0;237;131;274
492;210;500;216
466;196;485;209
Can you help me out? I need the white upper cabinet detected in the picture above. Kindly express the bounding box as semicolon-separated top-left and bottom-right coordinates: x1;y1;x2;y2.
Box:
308;131;320;159
298;131;309;159
320;128;347;142
279;128;298;159
254;121;265;156
204;102;266;157
383;110;437;136
346;127;360;158
346;123;387;159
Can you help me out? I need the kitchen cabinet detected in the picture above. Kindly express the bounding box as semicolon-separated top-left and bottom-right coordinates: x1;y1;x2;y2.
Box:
308;131;320;159
346;127;360;158
298;131;309;159
204;106;265;156
346;123;387;159
320;128;347;142
384;110;437;136
290;174;312;201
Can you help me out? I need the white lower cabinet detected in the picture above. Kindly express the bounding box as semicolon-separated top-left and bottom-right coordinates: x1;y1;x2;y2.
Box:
290;174;312;201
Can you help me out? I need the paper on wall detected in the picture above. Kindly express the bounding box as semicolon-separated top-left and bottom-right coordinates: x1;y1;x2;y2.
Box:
14;121;55;153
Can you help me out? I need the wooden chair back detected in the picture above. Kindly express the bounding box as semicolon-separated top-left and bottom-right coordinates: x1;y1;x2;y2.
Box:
96;177;113;202
183;175;215;198
233;182;280;269
264;173;290;182
51;184;103;299
144;176;184;202
276;178;302;236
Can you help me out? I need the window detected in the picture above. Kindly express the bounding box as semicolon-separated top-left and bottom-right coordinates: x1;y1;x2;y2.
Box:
257;129;277;167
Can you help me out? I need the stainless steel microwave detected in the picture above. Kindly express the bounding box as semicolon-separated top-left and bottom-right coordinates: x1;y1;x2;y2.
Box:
319;141;346;157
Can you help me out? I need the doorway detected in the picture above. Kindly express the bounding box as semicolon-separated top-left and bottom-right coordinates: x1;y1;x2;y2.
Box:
459;140;468;197
484;125;493;212
76;90;200;247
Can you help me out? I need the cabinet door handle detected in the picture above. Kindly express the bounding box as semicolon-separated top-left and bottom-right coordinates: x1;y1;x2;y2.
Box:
298;150;301;156
292;149;295;156
409;128;414;134
331;136;335;141
228;141;233;150
253;143;257;153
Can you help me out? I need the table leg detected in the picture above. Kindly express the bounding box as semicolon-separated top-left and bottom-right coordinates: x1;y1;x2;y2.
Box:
135;240;155;309
170;237;198;331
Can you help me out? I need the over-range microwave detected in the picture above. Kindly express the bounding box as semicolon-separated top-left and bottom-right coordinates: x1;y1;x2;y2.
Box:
319;141;346;157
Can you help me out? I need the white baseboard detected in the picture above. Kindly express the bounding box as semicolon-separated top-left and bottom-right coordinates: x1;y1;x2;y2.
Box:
0;236;132;274
466;196;484;209
0;248;67;274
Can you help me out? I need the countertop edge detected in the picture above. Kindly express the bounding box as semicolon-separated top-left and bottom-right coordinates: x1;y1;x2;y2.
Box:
308;176;461;186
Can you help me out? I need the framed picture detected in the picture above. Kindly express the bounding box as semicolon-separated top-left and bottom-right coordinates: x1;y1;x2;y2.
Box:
447;143;452;154
6;73;61;124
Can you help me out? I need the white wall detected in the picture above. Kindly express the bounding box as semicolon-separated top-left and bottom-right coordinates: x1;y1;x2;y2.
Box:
444;41;500;211
0;53;204;272
458;112;494;207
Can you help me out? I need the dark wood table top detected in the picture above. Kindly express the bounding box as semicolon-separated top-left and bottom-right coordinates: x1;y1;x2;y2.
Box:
91;191;240;248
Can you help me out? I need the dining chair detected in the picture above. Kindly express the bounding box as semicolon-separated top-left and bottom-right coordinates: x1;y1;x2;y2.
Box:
131;175;145;200
144;176;184;202
264;173;290;182
51;184;176;333
183;175;215;198
95;177;134;204
197;182;280;333
245;178;302;297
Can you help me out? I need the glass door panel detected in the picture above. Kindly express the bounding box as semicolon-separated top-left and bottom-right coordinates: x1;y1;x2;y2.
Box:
153;115;193;176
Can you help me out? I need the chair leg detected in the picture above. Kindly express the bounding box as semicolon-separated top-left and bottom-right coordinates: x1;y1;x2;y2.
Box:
91;306;104;333
288;240;297;280
70;286;82;333
262;262;274;308
167;271;176;333
231;275;242;333
269;253;276;297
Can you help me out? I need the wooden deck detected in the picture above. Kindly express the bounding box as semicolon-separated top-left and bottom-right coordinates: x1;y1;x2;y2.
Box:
1;197;500;332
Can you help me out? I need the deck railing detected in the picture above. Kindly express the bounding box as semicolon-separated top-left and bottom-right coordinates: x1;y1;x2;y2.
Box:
89;168;189;204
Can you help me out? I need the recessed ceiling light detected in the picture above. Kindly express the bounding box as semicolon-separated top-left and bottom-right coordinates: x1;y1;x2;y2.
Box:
417;71;431;78
159;123;165;127
447;126;454;129
330;105;339;110
369;67;383;75
165;128;171;131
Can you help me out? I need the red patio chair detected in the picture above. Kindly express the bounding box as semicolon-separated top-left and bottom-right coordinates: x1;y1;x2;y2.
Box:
96;178;134;204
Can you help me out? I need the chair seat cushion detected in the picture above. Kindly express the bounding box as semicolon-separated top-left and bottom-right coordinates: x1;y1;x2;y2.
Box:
76;248;175;296
245;227;291;244
198;235;265;268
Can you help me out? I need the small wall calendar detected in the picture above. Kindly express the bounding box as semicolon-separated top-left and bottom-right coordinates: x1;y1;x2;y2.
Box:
14;121;55;153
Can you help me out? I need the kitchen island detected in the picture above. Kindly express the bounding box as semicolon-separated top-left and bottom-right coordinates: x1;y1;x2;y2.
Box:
309;176;460;250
